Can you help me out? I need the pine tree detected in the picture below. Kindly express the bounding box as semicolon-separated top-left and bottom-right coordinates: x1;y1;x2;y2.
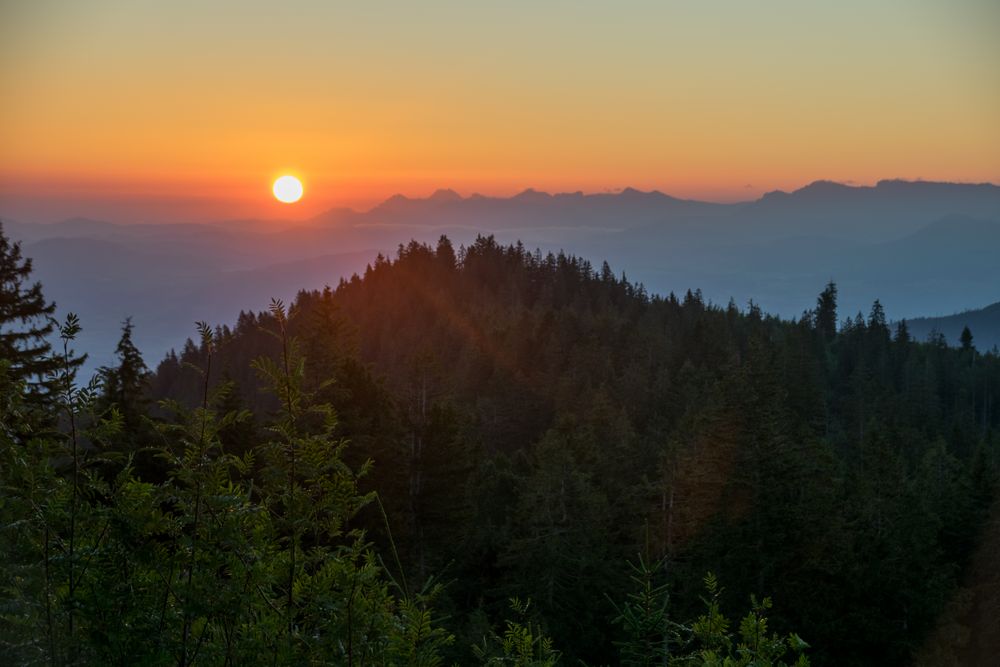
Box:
436;234;457;271
98;318;150;432
95;318;159;479
0;223;77;404
868;299;888;333
959;325;974;351
610;555;682;666
894;320;911;345
814;282;838;341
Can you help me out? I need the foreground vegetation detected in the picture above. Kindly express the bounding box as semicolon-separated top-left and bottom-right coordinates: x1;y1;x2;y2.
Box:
2;227;997;664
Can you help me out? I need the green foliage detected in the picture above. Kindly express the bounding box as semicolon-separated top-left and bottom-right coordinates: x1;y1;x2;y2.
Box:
146;240;1000;664
473;598;561;666
0;309;454;665
610;555;685;666
386;585;456;666
681;573;809;667
97;317;151;439
4;234;999;665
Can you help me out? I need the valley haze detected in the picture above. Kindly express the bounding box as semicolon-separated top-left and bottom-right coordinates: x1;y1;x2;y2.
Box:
3;178;999;374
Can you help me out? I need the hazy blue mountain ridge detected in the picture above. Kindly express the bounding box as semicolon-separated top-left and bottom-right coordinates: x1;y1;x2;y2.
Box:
3;179;997;373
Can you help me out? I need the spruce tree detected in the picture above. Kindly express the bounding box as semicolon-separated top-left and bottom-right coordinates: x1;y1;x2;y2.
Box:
959;325;974;351
0;222;78;405
98;318;150;431
436;234;457;270
894;319;911;345
814;281;838;341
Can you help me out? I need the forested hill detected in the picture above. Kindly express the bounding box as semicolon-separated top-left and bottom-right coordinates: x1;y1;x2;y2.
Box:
149;235;1000;665
906;300;1000;353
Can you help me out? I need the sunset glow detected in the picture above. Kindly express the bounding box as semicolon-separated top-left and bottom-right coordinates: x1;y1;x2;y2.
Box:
2;3;999;663
1;0;998;222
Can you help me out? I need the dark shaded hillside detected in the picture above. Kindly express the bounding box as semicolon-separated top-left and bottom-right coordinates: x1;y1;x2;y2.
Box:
915;479;1000;666
150;235;1000;665
907;301;1000;352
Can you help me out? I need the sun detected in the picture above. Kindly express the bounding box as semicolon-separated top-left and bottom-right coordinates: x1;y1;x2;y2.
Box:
272;175;304;203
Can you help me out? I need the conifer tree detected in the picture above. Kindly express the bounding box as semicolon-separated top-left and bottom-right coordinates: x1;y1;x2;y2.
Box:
610;555;682;666
894;320;911;345
960;325;974;351
98;318;150;432
0;223;78;404
868;299;888;333
814;281;838;341
436;234;457;270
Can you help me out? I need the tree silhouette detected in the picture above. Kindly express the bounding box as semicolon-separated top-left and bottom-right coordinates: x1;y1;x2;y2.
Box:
960;325;974;351
814;281;838;341
0;222;79;406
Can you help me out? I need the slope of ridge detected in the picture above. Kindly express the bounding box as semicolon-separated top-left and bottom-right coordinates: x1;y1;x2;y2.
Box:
915;482;1000;666
906;302;1000;351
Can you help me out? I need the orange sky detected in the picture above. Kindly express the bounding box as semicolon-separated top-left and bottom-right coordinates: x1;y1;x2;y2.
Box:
2;0;998;222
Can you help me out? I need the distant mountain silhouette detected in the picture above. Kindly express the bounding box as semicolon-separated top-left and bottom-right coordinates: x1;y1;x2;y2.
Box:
4;179;998;372
428;188;463;202
741;179;1000;242
906;301;1000;352
338;185;727;234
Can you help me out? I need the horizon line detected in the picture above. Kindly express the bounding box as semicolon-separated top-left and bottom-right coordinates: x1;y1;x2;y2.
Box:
3;176;999;226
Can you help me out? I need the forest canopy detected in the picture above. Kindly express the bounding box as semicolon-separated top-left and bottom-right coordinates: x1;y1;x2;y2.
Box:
2;230;997;665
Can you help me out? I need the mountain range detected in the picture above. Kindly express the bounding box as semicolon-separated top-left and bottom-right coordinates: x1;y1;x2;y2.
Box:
3;178;998;373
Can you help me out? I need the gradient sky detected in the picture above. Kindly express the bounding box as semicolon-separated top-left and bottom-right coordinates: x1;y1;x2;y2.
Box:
2;0;998;222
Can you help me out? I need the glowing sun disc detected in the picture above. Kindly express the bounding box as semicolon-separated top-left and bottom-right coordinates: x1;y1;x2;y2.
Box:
273;175;303;203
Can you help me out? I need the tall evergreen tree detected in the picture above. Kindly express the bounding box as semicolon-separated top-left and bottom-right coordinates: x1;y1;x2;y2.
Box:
436;234;457;271
95;318;157;478
814;281;838;342
868;299;888;333
0;223;79;406
894;320;911;345
98;318;150;431
959;326;974;351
